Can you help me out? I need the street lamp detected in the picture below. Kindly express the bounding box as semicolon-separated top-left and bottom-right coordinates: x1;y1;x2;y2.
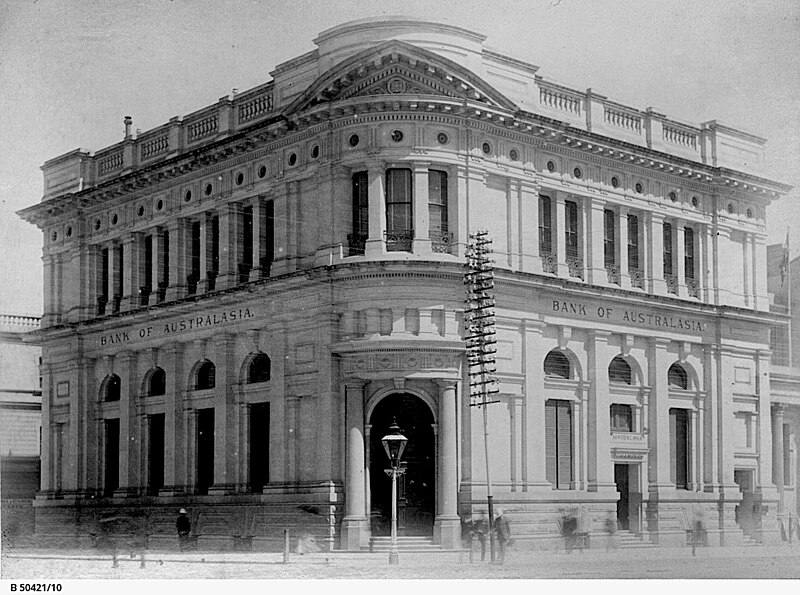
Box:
381;418;408;566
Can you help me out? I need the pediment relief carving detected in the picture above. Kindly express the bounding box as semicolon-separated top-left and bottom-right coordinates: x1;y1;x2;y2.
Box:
285;41;516;116
336;65;463;102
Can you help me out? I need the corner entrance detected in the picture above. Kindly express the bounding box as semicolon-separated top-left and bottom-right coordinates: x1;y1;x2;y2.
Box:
369;393;435;536
614;463;630;530
734;468;756;538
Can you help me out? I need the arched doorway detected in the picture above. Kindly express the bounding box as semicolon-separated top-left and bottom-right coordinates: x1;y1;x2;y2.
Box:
369;393;435;536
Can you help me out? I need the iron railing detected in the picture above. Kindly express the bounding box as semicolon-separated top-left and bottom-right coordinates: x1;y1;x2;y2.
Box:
385;229;414;252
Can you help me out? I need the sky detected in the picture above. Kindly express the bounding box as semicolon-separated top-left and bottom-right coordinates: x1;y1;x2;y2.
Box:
1;0;798;317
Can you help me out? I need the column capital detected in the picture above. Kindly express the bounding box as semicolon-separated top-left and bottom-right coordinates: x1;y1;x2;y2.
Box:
117;350;137;364
211;331;235;348
587;329;613;342
588;195;607;210
648;337;671;349
772;403;786;417
434;378;458;390
344;379;367;391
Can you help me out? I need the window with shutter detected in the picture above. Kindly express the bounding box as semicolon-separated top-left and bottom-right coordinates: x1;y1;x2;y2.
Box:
565;200;579;259
684;227;695;281
604;209;616;268
539;195;552;254
545;400;573;489
670;408;689;489
545;400;557;486
627;214;639;269
663;222;673;276
557;402;573;489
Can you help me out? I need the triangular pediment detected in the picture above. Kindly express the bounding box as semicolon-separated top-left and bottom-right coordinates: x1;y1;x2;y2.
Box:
284;40;516;116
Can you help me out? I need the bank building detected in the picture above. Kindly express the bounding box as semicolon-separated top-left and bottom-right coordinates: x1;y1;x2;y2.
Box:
18;17;799;551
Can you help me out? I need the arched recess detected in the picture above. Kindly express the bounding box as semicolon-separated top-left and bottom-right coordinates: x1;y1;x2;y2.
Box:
101;374;121;402
142;367;166;397
668;361;698;391
189;359;216;391
543;348;583;381
608;354;644;386
240;352;271;385
366;389;437;537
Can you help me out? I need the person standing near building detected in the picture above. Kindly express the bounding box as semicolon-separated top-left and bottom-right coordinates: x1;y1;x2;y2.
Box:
495;508;511;564
176;508;191;551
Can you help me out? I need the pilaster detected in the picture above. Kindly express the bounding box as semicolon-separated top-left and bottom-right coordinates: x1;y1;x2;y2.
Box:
209;333;237;494
434;379;460;548
341;380;368;550
365;162;386;258
412;163;432;255
587;330;615;493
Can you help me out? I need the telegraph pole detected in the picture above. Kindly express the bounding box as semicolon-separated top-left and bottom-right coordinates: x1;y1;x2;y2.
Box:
464;230;500;562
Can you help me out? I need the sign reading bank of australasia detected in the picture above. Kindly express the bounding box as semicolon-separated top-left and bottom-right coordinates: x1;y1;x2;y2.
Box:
550;300;707;333
98;307;255;346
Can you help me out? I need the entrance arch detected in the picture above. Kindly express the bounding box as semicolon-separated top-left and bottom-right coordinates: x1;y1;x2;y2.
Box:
368;393;435;536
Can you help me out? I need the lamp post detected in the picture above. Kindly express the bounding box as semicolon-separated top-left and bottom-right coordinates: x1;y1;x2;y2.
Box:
382;418;407;566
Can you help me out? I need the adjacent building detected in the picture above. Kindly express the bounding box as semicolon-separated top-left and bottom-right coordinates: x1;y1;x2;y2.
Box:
0;314;42;540
17;17;796;550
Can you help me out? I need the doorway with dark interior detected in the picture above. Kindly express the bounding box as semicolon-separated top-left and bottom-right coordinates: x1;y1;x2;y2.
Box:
368;393;435;537
614;463;630;530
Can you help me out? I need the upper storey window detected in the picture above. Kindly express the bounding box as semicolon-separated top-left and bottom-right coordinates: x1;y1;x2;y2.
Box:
627;214;642;288
663;222;677;294
104;374;121;402
565;200;581;279
604;209;617;284
684;226;698;298
539;195;553;255
148;368;166;397
608;356;632;385
247;353;271;384
385;168;413;252
668;363;688;390
196;361;216;391
350;172;369;256
544;350;572;379
428;170;449;253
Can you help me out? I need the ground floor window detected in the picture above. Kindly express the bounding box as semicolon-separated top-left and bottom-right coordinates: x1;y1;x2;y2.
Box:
669;408;689;489
196;408;215;494
249;402;270;492
545;399;573;490
104;418;120;497
610;404;633;432
148;413;165;495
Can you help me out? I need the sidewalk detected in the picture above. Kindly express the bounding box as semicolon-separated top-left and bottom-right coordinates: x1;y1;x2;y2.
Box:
3;543;800;579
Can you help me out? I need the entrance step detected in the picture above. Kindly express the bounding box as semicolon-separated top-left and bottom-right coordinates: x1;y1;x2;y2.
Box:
742;534;762;546
364;536;442;552
616;530;658;549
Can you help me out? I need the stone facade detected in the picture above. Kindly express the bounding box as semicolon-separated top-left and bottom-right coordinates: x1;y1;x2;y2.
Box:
18;17;796;550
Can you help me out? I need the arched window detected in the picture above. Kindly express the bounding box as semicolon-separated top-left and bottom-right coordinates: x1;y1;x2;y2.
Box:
196;361;216;390
149;368;166;396
248;354;271;384
544;350;571;379
104;374;121;402
668;363;688;390
608;356;632;385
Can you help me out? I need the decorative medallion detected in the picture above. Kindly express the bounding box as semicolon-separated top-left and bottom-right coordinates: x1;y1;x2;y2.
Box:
437;132;449;145
379;357;392;368
390;129;404;143
387;78;407;94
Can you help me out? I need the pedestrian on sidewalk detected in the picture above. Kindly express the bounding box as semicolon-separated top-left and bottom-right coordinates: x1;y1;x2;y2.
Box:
176;508;191;552
495;508;511;564
605;512;617;552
